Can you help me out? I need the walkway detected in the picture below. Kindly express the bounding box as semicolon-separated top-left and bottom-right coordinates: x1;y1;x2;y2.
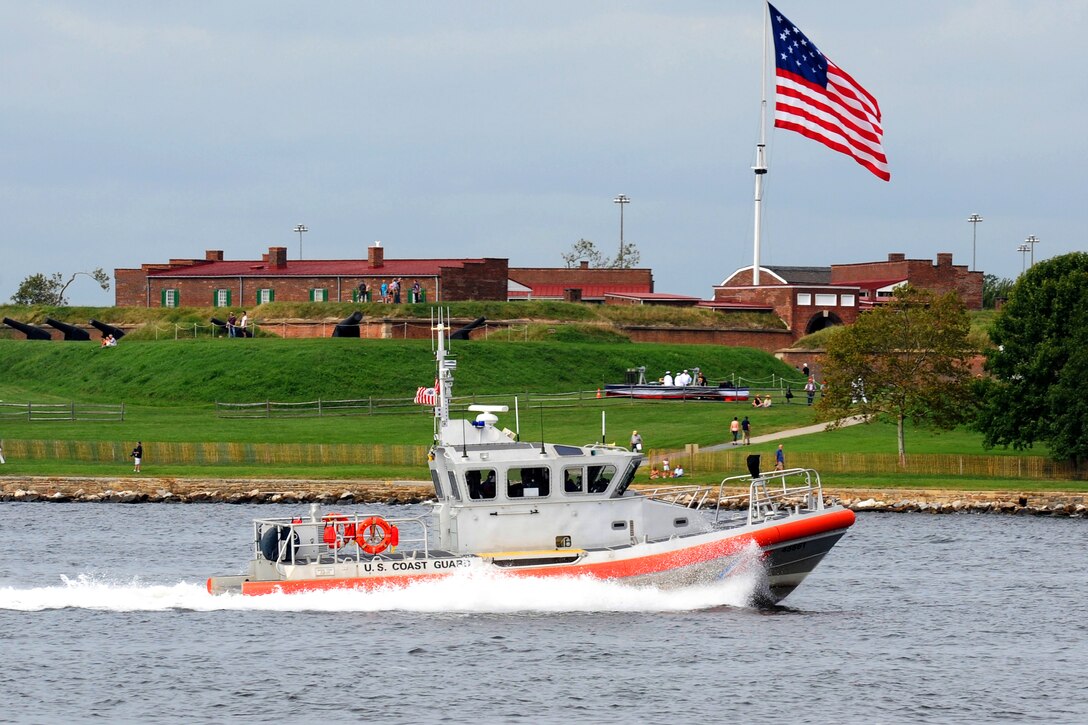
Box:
701;415;867;453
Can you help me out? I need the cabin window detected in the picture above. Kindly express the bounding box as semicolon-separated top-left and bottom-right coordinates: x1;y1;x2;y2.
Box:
507;467;550;498
674;517;689;528
612;461;641;497
429;470;445;499
587;465;617;493
563;467;584;494
466;469;497;500
612;521;627;530
446;471;461;501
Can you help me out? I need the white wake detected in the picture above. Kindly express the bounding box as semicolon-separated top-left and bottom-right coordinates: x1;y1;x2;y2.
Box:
1;545;767;614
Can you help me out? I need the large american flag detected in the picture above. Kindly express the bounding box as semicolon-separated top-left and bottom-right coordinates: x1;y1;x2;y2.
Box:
769;3;889;181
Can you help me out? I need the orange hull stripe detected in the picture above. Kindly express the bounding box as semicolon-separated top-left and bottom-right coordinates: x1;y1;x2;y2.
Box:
238;508;855;596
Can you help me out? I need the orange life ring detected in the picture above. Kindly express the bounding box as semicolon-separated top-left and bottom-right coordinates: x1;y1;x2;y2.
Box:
322;513;350;549
356;516;398;555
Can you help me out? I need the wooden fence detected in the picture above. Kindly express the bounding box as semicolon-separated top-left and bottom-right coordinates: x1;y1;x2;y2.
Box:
665;448;1084;481
0;439;429;467
0;402;125;422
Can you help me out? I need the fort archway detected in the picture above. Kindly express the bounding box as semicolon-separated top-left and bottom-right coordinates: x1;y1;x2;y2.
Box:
804;312;844;335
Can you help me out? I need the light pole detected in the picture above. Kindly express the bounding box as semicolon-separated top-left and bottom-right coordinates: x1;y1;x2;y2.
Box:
613;194;630;266
294;224;308;259
967;213;983;271
1024;234;1039;268
1017;243;1031;273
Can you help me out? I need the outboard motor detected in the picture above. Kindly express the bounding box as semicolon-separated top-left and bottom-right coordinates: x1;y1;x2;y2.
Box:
260;525;299;563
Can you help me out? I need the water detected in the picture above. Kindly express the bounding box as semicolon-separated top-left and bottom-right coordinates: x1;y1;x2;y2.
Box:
1;503;1084;724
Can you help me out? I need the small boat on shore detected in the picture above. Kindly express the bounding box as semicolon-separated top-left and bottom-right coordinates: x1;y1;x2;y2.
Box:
603;366;750;401
207;317;853;601
603;383;750;401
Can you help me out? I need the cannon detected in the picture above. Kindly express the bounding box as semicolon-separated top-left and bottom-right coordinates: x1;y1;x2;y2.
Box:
332;311;364;338
89;319;126;340
450;316;486;340
210;317;228;336
45;317;91;341
3;317;52;340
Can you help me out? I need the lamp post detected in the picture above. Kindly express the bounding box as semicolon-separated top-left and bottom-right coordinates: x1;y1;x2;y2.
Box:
1024;234;1039;268
1017;243;1031;273
613;194;630;266
293;224;308;259
967;213;983;271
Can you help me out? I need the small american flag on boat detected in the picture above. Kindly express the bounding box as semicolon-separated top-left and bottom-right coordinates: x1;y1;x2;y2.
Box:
414;380;438;406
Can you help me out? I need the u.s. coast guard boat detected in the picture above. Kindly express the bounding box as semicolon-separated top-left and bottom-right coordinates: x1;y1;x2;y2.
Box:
207;316;854;602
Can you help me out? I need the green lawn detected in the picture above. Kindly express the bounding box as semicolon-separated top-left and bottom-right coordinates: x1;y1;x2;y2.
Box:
0;335;1076;490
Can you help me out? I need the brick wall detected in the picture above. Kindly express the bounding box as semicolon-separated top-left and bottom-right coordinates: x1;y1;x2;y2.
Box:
438;258;509;301
831;252;983;310
714;284;861;339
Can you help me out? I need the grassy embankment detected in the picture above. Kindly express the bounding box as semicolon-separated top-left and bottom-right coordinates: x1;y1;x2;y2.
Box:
0;335;1076;492
0;301;785;343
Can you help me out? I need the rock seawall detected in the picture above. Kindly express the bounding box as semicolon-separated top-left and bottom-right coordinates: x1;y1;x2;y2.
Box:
2;477;1085;516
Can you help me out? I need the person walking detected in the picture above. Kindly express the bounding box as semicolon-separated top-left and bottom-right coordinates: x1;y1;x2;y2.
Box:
227;312;237;338
630;430;643;452
730;416;741;445
741;416;751;445
805;378;816;406
132;441;143;473
775;444;785;471
0;439;5;464
239;311;249;338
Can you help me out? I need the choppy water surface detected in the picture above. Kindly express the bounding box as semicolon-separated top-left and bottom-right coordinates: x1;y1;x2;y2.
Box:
1;503;1084;724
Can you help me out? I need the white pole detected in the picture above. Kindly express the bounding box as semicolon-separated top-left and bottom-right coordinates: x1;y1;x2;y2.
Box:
601;410;606;445
751;2;769;286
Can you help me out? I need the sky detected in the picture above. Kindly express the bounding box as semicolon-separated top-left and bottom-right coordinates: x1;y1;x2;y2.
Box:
2;1;1085;306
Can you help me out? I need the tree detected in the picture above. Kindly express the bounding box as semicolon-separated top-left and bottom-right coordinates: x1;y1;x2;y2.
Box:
561;238;641;268
975;252;1088;467
982;273;1015;309
816;285;976;465
10;268;111;305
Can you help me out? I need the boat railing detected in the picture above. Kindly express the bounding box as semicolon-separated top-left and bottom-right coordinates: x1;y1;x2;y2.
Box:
640;467;824;526
251;513;432;567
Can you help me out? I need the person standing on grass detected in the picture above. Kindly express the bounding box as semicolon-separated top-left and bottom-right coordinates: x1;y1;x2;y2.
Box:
0;440;5;464
239;311;249;338
741;416;751;445
227;312;237;338
775;444;785;471
730;417;741;445
132;441;143;473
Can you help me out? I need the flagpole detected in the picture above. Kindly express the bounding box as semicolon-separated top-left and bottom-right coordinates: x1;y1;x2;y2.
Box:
751;1;769;286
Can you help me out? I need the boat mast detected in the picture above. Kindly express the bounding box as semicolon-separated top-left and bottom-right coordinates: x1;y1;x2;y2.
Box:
434;309;453;441
751;1;769;286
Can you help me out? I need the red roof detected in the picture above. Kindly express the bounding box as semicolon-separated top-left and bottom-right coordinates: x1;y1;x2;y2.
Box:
696;300;776;312
604;292;701;302
508;284;653;300
147;258;486;278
